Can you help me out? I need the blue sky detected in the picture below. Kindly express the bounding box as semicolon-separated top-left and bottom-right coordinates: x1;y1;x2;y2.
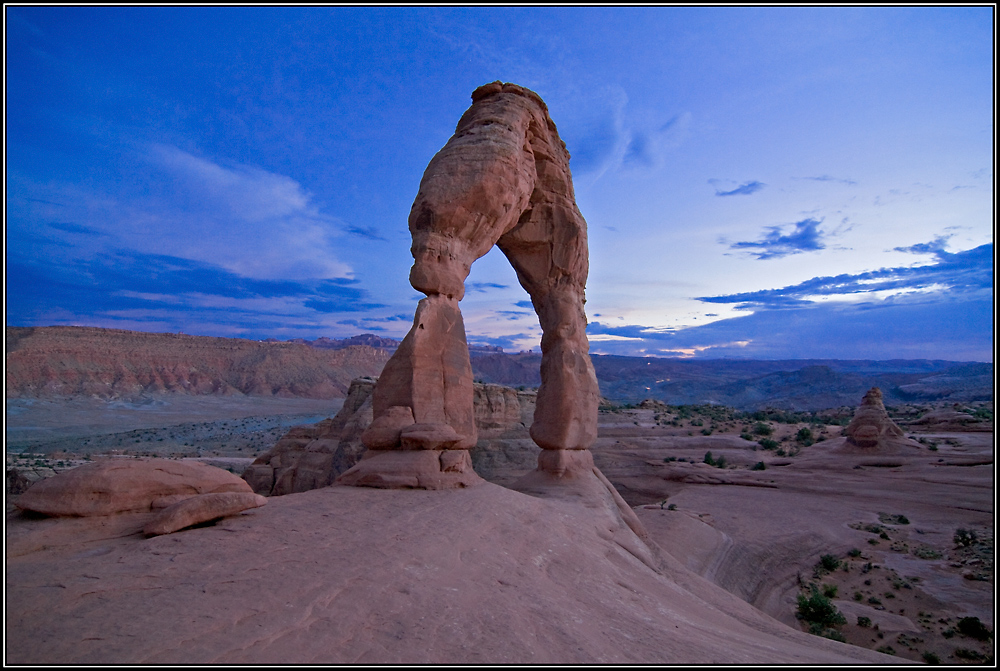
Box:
5;7;994;361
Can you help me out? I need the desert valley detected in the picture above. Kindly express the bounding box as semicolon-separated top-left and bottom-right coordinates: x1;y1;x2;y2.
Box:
5;325;994;664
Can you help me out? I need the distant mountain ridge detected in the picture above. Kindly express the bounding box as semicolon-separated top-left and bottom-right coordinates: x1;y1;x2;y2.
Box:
5;326;993;409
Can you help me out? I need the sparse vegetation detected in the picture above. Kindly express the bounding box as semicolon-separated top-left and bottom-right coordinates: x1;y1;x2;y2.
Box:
796;588;846;629
956;616;992;641
953;528;978;547
819;554;840;572
703;451;726;468
857;616;872;627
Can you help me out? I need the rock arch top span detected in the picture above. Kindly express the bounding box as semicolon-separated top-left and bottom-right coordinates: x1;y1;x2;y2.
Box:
338;82;600;489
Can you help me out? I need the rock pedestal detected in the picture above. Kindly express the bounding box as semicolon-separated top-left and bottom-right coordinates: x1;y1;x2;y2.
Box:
845;387;906;448
337;82;600;489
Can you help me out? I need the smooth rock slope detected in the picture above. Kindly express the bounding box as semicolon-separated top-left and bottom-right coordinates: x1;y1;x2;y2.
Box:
5;482;896;664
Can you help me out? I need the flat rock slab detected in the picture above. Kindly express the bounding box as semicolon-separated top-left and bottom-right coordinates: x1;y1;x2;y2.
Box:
144;492;267;536
15;458;253;517
6;483;896;664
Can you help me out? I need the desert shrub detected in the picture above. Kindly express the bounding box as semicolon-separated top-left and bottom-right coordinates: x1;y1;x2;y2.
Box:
819;554;840;571
954;648;985;661
663;456;677;463
912;547;942;560
751;461;766;471
796;588;846;628
758;438;779;450
796;427;814;446
740;432;754;441
822;584;838;598
848;548;862;557
942;628;955;639
878;512;910;525
954;528;978;547
868;596;882;605
700;428;713;435
667;504;677;511
752;422;773;436
853;592;863;601
956;616;992;641
876;646;896;656
857;616;872;627
703;452;726;468
921;651;940;664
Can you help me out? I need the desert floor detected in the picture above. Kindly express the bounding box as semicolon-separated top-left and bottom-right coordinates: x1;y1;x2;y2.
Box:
5;397;994;664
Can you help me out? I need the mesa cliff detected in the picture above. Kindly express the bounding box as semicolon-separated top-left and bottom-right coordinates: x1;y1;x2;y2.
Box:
6;326;391;400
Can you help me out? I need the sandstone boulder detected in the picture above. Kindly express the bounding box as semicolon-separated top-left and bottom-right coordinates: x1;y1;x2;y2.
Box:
144;492;267;536
15;458;253;517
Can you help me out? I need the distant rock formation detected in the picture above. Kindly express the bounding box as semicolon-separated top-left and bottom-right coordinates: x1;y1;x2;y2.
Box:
839;387;922;453
909;406;994;432
5;326;391;399
339;81;600;489
245;378;538;496
15;458;253;517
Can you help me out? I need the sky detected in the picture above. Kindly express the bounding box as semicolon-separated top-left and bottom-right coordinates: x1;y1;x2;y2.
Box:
5;6;994;361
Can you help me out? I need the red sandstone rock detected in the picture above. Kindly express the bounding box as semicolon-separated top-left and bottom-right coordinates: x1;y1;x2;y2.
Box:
351;82;600;488
144;492;267;536
834;387;922;454
245;379;532;496
15;458;253;517
335;449;484;489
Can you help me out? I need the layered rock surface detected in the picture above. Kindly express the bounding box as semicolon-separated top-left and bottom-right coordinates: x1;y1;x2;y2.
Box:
15;458;254;517
245;378;538;495
6;325;391;399
5;483;895;664
837;387;922;454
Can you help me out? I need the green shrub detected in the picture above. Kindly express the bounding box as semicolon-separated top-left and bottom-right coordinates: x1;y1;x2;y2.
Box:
853;591;863;601
857;616;872;627
822;584;838;598
954;648;985;661
758;438;778;450
752;422;773;436
819;554;840;571
740;432;754;441
956;616;992;641
922;651;940;664
796;427;814;445
876;646;896;656
751;461;766;471
796;588;846;627
847;548;862;557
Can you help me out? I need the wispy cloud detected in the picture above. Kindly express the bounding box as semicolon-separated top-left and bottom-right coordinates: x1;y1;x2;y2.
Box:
727;218;825;260
466;281;509;293
703;243;992;309
711;180;766;197
803;175;858;186
46;221;106;237
6;250;385;337
345;225;387;241
893;235;951;258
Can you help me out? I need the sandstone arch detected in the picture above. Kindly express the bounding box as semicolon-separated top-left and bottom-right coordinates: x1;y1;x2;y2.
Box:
338;82;600;489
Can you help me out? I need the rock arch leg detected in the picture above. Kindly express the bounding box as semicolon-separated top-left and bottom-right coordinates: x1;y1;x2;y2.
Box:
338;82;599;488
